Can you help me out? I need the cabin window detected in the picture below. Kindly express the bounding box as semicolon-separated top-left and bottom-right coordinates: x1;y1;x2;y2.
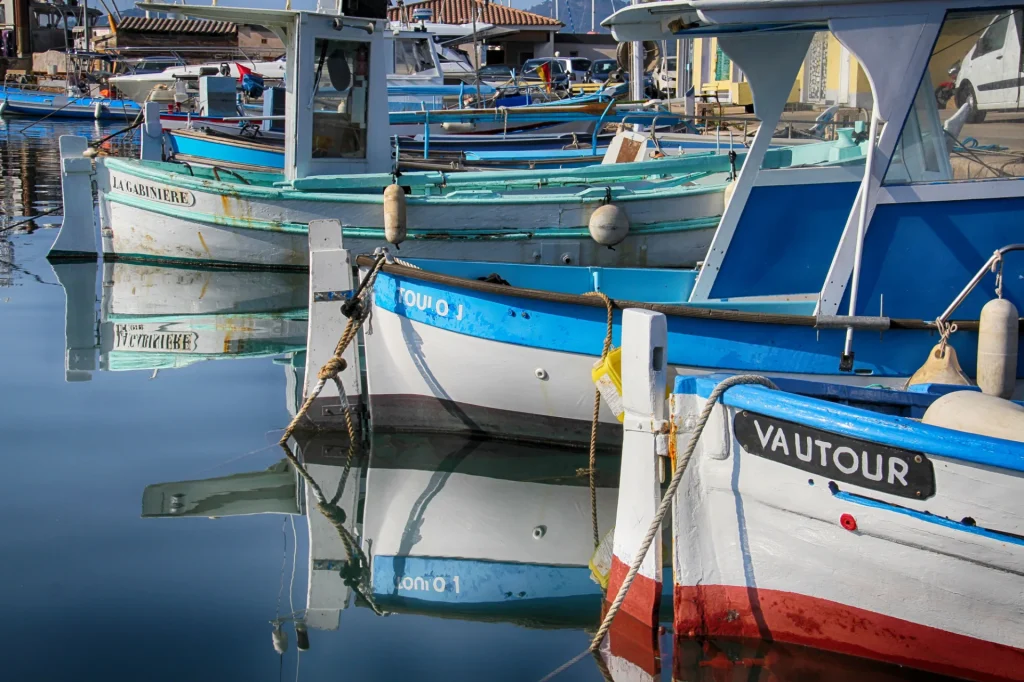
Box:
757;30;867;171
311;39;370;159
394;38;434;75
885;8;1024;184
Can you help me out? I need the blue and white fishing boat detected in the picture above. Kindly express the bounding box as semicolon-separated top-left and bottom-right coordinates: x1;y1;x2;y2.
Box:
312;0;1024;445
0;85;140;120
600;306;1023;682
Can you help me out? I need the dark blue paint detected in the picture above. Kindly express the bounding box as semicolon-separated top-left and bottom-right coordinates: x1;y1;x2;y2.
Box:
709;181;860;299
846;195;1024;318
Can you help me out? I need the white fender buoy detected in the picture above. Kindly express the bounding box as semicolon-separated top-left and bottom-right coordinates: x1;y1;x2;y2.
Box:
588;204;629;247
94;102;103;120
723;179;737;208
272;624;288;654
383;184;407;246
295;623;310;651
441;121;477;133
923;390;1024;442
0;100;7;116
977;297;1019;398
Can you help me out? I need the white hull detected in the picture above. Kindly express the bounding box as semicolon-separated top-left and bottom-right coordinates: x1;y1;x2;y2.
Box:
666;394;1024;680
363;307;904;445
96;160;723;268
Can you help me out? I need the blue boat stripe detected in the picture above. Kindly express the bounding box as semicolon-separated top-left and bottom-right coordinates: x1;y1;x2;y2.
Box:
717;384;1024;473
833;490;1024;546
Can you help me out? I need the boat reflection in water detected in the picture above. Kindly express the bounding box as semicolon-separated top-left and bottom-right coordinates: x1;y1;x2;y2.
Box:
51;260;308;382
139;431;966;680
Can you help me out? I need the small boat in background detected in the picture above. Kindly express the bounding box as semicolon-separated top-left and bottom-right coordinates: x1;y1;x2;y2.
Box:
0;83;140;120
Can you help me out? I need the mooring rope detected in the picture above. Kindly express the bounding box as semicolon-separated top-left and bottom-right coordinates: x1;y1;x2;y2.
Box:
581;291;615;549
588;374;778;652
276;252;390;617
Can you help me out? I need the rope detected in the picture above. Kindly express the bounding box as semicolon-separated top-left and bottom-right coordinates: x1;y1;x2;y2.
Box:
274;252;390;616
582;291;615;549
0;205;62;234
588;374;778;652
279;253;386;441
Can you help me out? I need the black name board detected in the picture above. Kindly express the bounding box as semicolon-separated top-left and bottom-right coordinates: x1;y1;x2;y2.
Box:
734;411;935;500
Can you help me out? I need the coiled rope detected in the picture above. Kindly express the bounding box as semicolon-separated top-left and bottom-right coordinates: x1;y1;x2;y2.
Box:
588;374;778;652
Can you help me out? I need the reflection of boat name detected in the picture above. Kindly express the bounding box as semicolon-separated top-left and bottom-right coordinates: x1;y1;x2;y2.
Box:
397;285;464;320
110;174;196;206
394;574;461;594
114;324;200;351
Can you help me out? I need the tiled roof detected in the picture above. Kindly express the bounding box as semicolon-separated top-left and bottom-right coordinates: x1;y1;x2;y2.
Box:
388;0;562;27
115;17;238;35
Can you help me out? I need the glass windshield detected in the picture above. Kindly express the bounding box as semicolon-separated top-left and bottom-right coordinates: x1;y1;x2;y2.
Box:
394;38;434;75
593;60;615;74
311;39;369;159
885;8;1024;184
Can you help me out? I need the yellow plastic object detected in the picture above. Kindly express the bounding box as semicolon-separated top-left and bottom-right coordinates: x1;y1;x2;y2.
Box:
592;347;626;422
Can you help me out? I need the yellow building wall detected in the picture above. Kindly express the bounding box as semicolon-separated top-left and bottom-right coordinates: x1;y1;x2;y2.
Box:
692;36;800;106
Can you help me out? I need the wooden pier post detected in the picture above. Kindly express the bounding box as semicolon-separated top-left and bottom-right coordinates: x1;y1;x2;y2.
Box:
140;102;163;162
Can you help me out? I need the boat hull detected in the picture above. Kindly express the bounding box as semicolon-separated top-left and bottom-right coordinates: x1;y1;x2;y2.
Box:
668;386;1024;681
361;266;1023;445
0;87;139;120
97;158;724;268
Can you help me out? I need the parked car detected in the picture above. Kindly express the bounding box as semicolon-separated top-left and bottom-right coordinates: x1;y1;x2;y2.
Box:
520;58;571;89
653;56;679;97
587;59;656;97
588;58;618;84
955;11;1022;122
553;57;592;83
478;63;515;83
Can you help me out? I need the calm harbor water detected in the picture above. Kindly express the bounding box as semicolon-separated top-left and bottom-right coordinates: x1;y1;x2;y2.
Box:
0;119;960;681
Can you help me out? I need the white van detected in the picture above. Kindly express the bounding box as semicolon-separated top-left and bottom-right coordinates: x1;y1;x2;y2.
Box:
955;10;1024;122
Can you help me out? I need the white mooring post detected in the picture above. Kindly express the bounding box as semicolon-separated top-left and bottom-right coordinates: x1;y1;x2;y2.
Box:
304;219;362;430
604;308;667;678
48;136;98;259
140;102;163;162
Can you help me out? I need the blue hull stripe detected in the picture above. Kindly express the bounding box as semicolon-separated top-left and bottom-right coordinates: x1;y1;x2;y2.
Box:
371;555;673;606
833;490;1024;546
673;376;1024;472
374;271;1018;378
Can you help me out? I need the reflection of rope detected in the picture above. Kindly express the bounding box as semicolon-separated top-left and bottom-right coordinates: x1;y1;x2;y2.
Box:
581;291;614;550
275;253;390;616
589;374;779;652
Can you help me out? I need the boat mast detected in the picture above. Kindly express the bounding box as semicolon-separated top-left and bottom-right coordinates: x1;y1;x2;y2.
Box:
629;0;642;101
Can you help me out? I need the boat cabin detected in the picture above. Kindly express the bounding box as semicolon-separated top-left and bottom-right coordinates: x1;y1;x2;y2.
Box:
137;1;433;180
606;0;1024;333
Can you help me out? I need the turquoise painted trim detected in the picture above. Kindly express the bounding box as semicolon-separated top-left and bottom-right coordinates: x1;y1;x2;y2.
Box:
106;189;721;238
104;154;731;204
674;377;1024;473
833;490;1024;546
107;309;309;323
104;252;307;271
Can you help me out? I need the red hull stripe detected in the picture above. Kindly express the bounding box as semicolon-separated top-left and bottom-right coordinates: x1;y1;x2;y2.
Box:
674;584;1024;682
607;554;662;628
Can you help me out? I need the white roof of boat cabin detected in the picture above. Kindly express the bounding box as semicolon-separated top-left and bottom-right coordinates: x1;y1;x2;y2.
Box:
134;2;377;27
603;0;1018;41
